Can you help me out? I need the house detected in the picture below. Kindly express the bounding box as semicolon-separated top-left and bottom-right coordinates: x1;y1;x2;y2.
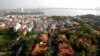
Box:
31;42;48;56
27;26;32;32
72;21;80;26
0;23;6;29
14;22;21;32
40;33;48;42
56;34;67;42
58;43;75;56
59;25;67;31
18;27;27;36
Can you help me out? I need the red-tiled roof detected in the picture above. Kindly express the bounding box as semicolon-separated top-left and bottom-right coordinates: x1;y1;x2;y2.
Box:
40;34;48;42
31;43;48;55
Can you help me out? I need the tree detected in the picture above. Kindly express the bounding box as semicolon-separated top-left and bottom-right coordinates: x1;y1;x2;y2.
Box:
18;38;35;56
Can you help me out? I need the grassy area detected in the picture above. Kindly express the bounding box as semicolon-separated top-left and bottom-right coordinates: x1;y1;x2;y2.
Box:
0;34;16;52
0;35;12;42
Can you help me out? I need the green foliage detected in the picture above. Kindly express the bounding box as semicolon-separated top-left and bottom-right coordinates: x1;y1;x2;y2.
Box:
69;34;77;44
44;50;50;56
28;31;35;36
65;22;73;28
0;35;12;41
80;14;95;19
18;38;35;56
0;40;15;52
73;18;84;25
76;31;84;37
80;50;85;56
77;25;92;34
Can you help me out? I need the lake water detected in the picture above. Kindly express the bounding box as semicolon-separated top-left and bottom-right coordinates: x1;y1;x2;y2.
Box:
43;9;100;16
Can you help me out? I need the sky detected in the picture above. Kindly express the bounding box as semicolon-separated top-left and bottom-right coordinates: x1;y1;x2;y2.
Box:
0;0;100;9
